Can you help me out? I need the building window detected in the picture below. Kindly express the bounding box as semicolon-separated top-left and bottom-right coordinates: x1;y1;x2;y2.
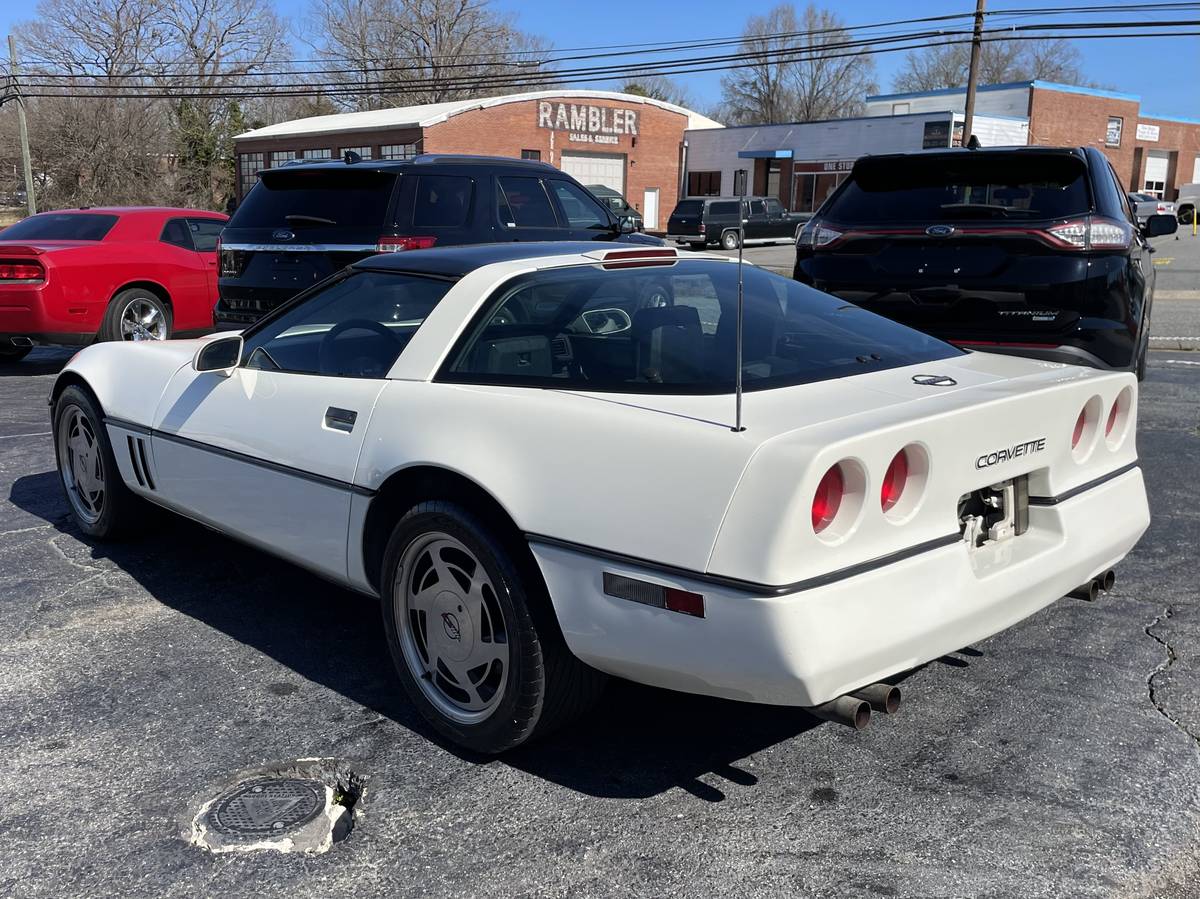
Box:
1105;116;1123;148
341;146;373;160
687;171;721;196
520;149;541;161
765;160;782;200
303;148;332;161
239;152;265;194
271;150;297;167
380;143;418;160
892;102;910;115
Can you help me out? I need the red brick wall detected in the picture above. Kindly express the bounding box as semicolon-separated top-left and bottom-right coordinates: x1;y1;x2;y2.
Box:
424;97;690;230
1133;118;1200;200
1027;88;1140;190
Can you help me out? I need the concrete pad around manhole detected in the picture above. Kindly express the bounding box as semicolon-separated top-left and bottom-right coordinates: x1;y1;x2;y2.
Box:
184;759;366;855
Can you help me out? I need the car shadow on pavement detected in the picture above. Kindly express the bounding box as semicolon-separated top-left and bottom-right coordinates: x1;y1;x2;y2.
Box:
0;348;73;377
10;469;906;801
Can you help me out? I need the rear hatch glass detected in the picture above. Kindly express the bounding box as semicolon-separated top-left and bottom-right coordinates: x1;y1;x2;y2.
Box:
668;200;704;235
830;153;1091;223
221;167;399;312
813;154;1097;340
0;213;118;241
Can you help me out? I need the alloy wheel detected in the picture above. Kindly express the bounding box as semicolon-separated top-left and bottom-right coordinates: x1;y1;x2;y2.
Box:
58;406;105;524
121;298;168;341
394;532;510;724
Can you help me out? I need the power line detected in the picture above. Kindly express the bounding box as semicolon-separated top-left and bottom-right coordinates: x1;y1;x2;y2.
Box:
13;26;1198;101
7;0;1198;78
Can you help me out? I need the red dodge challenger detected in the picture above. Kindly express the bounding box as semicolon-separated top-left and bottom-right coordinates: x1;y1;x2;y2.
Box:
0;207;227;362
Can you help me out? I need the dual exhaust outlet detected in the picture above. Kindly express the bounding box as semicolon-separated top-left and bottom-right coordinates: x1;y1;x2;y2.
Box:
807;682;901;731
1070;569;1116;602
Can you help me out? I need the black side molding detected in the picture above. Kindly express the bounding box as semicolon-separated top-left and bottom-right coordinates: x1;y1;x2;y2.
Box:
1028;461;1139;506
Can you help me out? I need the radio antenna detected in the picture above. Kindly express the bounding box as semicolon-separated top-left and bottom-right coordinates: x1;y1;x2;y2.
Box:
732;170;747;433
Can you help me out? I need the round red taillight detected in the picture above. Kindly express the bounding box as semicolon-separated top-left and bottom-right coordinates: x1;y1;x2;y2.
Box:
1105;400;1120;436
881;450;909;512
1071;407;1087;448
812;465;845;533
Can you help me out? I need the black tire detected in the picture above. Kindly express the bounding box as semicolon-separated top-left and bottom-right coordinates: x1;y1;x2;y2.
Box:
721;230;740;251
0;344;32;363
98;288;172;343
381;500;604;754
53;385;143;539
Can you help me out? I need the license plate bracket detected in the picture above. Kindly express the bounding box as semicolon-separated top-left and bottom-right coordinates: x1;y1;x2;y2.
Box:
960;475;1029;548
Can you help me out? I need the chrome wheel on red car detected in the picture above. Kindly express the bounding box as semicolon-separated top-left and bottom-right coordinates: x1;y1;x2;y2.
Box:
120;297;169;341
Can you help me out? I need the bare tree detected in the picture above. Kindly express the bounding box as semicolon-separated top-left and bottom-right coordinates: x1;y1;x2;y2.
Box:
620;75;693;109
11;0;287;210
304;0;551;109
893;37;1085;92
719;4;876;125
155;0;286;207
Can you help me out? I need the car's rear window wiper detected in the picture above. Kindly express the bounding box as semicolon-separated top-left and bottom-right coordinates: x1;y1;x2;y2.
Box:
938;203;1012;219
284;214;337;227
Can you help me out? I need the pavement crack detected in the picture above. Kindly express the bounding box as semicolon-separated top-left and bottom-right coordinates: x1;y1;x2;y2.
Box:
1144;605;1199;746
0;524;53;538
46;532;105;574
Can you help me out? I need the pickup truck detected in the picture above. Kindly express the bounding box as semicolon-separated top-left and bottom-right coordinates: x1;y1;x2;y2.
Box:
666;196;811;250
1177;183;1197;225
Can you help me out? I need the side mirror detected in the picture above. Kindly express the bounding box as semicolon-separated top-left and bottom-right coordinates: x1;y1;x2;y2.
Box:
1143;213;1178;238
619;215;637;234
193;334;243;375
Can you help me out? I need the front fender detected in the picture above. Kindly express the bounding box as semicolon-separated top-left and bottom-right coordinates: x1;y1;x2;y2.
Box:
50;339;204;425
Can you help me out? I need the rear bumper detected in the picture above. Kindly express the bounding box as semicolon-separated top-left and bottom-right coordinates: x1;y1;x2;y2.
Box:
666;234;705;245
1;285;96;346
532;466;1148;707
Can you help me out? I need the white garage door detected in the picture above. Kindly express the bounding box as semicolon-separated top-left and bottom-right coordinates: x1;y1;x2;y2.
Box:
1144;150;1170;195
560;152;626;195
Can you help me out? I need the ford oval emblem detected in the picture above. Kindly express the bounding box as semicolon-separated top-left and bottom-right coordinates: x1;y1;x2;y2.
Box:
925;224;955;237
272;229;295;241
912;374;957;387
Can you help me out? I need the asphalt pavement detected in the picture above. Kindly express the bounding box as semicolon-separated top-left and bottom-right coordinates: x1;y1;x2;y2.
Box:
1;348;1199;899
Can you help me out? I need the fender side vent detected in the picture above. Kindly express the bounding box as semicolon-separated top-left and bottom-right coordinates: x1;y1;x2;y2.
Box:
126;436;146;487
126;435;156;491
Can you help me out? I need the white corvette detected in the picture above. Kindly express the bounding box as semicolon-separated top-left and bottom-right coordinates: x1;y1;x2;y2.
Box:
51;243;1149;752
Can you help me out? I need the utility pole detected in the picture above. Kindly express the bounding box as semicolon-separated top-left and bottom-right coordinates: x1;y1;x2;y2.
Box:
962;0;986;147
7;35;36;217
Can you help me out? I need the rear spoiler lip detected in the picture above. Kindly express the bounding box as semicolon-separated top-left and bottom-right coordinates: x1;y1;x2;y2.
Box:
0;243;49;255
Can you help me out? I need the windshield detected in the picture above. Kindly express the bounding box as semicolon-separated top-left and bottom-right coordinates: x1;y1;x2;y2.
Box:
441;260;960;394
827;154;1091;223
0;213;118;241
232;169;397;229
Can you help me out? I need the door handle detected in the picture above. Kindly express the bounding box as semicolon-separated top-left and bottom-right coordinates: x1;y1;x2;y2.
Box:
324;407;357;432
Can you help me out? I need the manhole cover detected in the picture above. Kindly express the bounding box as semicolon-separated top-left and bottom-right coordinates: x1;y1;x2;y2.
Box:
206;777;325;838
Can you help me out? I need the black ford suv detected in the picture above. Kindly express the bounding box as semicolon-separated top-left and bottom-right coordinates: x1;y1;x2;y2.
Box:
793;146;1177;378
215;154;657;326
667;196;810;251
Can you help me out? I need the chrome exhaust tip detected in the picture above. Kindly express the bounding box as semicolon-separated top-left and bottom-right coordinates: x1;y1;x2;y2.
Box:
10;336;34;347
808;695;871;730
851;683;901;715
1101;570;1115;592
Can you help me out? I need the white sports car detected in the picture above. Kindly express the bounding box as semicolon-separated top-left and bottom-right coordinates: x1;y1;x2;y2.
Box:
51;242;1149;752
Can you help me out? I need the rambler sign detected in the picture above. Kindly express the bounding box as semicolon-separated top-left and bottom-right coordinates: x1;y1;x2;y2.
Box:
537;101;638;146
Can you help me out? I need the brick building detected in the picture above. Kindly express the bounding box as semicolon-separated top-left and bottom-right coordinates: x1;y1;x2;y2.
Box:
865;81;1200;201
233;90;722;232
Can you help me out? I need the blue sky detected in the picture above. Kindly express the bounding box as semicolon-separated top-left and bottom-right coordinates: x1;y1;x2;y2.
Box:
3;0;1197;118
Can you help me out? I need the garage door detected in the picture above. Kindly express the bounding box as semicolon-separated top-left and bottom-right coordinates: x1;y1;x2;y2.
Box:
1144;150;1170;196
560;152;625;195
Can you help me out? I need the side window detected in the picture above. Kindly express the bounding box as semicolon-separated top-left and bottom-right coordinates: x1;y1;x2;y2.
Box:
765;198;783;215
1109;165;1136;224
413;175;472;228
241;271;452;378
750;199;767;216
547;180;610;230
496;176;558;228
708;201;740;217
188;218;224;252
160;218;193;250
